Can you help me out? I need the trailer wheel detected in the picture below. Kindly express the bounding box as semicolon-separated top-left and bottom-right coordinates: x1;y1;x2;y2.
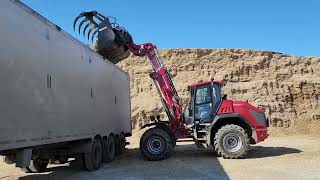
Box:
115;135;121;156
83;139;103;171
214;124;250;159
23;158;49;173
140;127;172;161
102;135;115;162
119;133;126;154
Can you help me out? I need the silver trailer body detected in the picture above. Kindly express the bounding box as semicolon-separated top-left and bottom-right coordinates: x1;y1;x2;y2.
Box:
0;0;131;153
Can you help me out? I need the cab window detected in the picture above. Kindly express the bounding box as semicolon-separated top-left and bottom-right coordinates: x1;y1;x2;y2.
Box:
195;85;211;105
194;85;213;119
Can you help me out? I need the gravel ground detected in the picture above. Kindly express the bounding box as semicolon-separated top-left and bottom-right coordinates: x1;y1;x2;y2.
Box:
1;135;320;180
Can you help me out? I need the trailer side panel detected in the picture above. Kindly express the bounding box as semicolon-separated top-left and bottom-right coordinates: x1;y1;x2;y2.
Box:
0;0;131;152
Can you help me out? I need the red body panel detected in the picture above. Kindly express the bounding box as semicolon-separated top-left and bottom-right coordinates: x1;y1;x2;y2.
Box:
217;100;234;114
233;101;264;113
217;100;268;143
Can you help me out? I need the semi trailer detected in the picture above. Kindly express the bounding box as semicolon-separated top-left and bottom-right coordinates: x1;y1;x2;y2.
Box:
0;0;131;172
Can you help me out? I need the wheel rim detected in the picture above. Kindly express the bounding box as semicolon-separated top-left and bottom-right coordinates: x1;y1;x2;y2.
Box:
147;136;165;155
223;133;242;153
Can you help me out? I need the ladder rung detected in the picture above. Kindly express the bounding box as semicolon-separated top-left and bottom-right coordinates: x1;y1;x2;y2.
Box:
198;130;207;133
199;123;211;126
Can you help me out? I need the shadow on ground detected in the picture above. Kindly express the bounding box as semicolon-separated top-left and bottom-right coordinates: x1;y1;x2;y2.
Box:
247;146;302;159
18;143;229;180
17;144;302;180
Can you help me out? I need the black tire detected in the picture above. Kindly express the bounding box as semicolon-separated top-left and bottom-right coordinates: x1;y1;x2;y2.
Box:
214;124;250;159
119;133;126;154
161;127;176;148
115;135;121;156
171;137;177;148
83;139;103;171
24;158;49;173
140;127;172;161
102;135;116;162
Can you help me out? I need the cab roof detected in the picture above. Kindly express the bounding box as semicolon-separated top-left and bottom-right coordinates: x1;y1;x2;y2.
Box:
189;80;224;88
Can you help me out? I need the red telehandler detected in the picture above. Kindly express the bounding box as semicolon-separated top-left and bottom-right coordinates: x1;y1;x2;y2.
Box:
74;11;269;160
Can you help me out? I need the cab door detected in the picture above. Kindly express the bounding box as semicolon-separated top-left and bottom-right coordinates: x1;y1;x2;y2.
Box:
193;84;221;123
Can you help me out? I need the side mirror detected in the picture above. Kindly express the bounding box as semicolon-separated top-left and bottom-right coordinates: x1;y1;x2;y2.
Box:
222;94;227;100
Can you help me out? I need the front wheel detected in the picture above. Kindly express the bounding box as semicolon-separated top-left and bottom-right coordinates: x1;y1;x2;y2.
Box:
214;124;250;159
140;127;172;161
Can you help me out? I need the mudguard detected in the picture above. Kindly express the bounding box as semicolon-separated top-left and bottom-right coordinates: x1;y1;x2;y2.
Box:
206;114;254;146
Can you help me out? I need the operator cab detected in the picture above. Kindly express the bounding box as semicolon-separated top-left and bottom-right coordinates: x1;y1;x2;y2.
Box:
184;80;224;125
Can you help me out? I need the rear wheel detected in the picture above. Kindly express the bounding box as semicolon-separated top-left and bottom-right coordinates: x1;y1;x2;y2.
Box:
140;127;172;161
23;158;49;173
83;139;103;171
214;124;250;159
102;135;116;162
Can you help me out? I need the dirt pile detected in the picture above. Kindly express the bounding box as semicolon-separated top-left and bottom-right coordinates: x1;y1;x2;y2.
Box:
117;48;320;134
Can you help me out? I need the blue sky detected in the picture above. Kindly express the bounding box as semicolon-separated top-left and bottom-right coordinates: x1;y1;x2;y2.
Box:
21;0;320;56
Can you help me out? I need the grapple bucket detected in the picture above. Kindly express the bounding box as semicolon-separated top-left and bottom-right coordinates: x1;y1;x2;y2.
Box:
73;11;131;64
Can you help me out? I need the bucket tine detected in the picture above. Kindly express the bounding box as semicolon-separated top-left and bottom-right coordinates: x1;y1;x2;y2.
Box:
78;19;90;34
83;23;95;37
87;27;97;40
73;13;84;31
91;29;98;42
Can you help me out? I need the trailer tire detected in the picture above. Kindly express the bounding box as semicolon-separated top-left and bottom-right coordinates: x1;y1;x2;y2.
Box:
83;139;103;171
140;127;172;161
115;135;121;156
119;133;126;154
23;158;49;173
214;124;250;159
103;135;115;162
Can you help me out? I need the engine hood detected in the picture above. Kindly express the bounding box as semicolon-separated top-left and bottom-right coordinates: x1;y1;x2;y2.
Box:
233;101;264;113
